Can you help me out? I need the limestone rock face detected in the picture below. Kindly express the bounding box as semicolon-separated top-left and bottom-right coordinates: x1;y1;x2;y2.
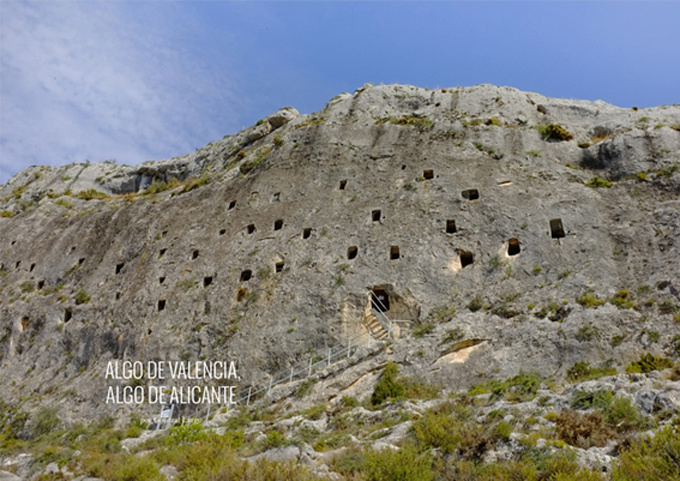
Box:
1;84;680;422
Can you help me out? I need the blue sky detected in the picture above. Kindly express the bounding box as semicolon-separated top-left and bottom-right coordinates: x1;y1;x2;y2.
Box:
2;1;679;185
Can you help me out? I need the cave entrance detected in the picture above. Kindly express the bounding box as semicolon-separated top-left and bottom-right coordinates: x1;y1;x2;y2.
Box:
247;224;256;234
446;220;457;234
203;276;213;287
348;246;358;260
460;250;474;268
550;218;565;238
508;238;521;256
462;189;479;200
302;228;312;239
116;263;124;274
371;289;390;312
192;250;199;260
158;300;166;311
274;219;283;230
240;270;252;282
390;246;400;260
339;180;347;190
276;261;284;273
64;308;72;322
372;210;381;222
423;170;434;180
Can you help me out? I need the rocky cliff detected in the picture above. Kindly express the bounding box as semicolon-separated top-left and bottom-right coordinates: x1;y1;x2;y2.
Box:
1;84;680;428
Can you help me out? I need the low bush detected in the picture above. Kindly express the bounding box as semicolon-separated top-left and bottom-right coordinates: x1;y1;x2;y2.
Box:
625;353;673;373
555;409;614;448
538;123;574;141
371;362;404;405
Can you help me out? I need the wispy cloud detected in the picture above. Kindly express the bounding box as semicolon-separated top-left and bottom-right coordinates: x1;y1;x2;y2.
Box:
0;1;243;184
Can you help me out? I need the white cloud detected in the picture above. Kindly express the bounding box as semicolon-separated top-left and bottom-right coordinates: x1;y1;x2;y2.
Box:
0;1;243;184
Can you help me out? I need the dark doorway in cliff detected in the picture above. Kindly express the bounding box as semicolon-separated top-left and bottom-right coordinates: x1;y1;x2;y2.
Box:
228;200;236;210
240;270;252;282
276;261;284;273
247;224;256;234
158;300;166;311
219;229;226;235
15;261;20;269
390;246;400;260
64;308;72;322
303;228;311;239
460;250;474;268
508;238;521;256
446;220;457;234
372;289;390;312
21;316;29;332
116;292;121;300
462;189;479;200
159;249;166;258
274;219;283;230
423;169;434;180
78;258;85;265
339;180;347;190
204;276;213;287
30;263;36;272
192;250;199;260
348;246;358;260
116;263;124;274
237;289;247;302
550;219;565;238
273;192;280;202
159;277;166;285
372;210;381;222
37;280;44;290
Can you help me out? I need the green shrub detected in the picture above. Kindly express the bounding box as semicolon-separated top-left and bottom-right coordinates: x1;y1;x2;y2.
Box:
585;176;613;188
612;426;680;480
75;289;91;305
340;396;359;409
371;362;404;406
363;444;433;481
440;328;464;345
576;325;599;342
107;454;165;481
0;210;13;218
656;163;679;178
601;396;648;432
469;371;543;403
144;180;169;195
429;305;456;322
625;353;673;373
412;322;435;338
19;281;35;294
566;362;616;382
571;390;613;410
538;123;574;141
33;408;60;437
75;189;109;200
576;291;605;308
377;115;433;128
295;379;316;399
169;419;206;446
609;289;635;309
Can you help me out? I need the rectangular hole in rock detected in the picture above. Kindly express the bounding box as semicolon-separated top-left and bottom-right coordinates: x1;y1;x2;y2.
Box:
159;277;166;285
446;220;457;234
276;261;284;273
12;241;16;246
423;169;434;180
21;316;29;332
372;210;381;222
204;276;213;287
237;288;247;302
302;228;312;239
116;263;124;274
348;246;358;260
247;224;256;234
30;263;36;272
158;300;166;311
462;189;479;200
240;270;252;282
116;292;121;300
219;229;226;235
273;192;280;202
37;280;44;290
339;180;347;190
64;308;72;322
460;250;474;268
228;200;236;210
550;218;565;239
15;261;20;269
192;250;199;260
371;289;390;312
78;258;85;265
159;248;166;258
390;246;400;260
508;238;521;256
274;219;283;230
